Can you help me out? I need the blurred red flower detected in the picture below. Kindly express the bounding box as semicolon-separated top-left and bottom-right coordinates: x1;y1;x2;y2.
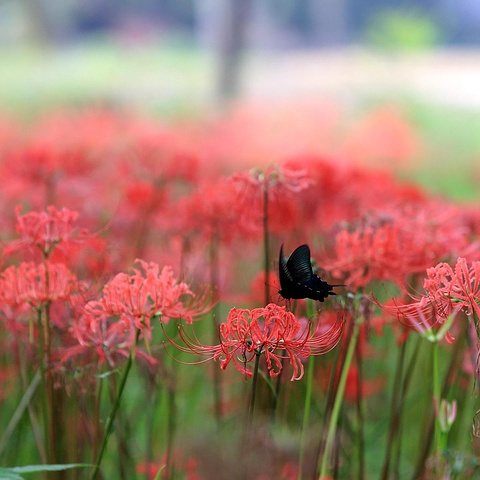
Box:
5;205;104;264
0;261;85;309
85;260;211;334
377;257;480;342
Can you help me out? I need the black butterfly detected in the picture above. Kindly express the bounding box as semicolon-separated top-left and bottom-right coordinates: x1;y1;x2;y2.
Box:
278;244;342;302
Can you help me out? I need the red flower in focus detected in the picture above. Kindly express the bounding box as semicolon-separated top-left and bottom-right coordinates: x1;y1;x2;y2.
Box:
84;260;210;332
378;257;480;342
5;205;102;261
0;261;84;309
178;303;343;381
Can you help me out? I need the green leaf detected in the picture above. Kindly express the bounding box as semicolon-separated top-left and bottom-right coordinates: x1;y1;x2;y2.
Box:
153;465;166;480
0;468;24;480
9;464;92;474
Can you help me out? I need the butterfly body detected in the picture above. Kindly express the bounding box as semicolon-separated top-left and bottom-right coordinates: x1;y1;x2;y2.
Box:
278;244;341;302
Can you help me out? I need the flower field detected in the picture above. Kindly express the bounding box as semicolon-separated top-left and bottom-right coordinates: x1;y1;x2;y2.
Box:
0;104;480;480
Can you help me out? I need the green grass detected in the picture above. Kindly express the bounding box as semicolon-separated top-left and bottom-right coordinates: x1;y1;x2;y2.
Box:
0;41;213;118
404;101;480;201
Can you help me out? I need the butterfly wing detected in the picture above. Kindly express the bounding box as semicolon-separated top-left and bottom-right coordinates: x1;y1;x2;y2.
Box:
279;244;294;298
279;243;343;301
285;244;313;284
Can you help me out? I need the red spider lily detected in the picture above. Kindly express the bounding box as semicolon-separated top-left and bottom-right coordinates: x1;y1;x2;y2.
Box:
229;164;314;235
0;261;85;309
84;260;211;333
324;202;475;288
176;303;344;381
5;205;104;261
175;179;244;244
62;311;156;369
376;257;480;342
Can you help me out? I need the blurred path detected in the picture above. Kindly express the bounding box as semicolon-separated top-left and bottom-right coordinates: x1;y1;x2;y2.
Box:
2;46;480;112
245;48;480;109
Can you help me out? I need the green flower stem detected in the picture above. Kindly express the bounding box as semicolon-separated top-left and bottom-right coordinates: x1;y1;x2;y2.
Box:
36;308;50;467
355;336;365;480
91;328;141;480
43;303;57;469
91;374;104;467
432;340;441;454
298;354;315;480
165;354;177;480
298;299;317;480
210;231;223;425
319;319;360;479
0;370;41;456
381;329;408;480
263;183;270;305
248;352;262;427
412;325;466;480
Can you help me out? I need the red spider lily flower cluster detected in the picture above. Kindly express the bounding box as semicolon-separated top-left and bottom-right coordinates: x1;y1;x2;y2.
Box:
4;205;106;273
0;261;85;309
324;202;478;289
2;104;480;476
63;259;210;368
377;257;480;343
85;260;209;331
178;303;344;381
175;179;243;244
229;164;314;235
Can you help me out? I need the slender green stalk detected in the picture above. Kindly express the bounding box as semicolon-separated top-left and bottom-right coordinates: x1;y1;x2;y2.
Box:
432;340;441;454
381;331;408;480
161;347;177;480
355;337;365;480
248;353;262;426
392;334;422;479
270;355;285;422
263;183;270;305
411;322;466;480
36;307;51;467
18;340;47;464
144;374;158;480
209;231;223;425
43;302;57;468
298;299;317;480
91;329;140;480
311;320;349;480
319;319;360;479
91;375;104;468
0;370;41;456
271;302;298;422
298;354;315;480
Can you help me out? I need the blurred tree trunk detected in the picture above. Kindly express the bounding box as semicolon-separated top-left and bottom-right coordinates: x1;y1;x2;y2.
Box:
19;0;54;45
216;0;252;105
308;0;348;46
